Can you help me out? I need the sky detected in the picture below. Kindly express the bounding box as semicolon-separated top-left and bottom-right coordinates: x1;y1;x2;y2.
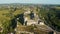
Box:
0;0;60;4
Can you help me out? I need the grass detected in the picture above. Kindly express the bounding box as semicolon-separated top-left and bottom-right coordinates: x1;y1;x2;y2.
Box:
16;25;48;34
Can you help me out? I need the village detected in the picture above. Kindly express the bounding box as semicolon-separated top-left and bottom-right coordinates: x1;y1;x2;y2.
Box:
0;4;60;34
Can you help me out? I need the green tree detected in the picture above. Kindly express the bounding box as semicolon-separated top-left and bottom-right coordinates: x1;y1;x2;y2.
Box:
39;7;60;31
